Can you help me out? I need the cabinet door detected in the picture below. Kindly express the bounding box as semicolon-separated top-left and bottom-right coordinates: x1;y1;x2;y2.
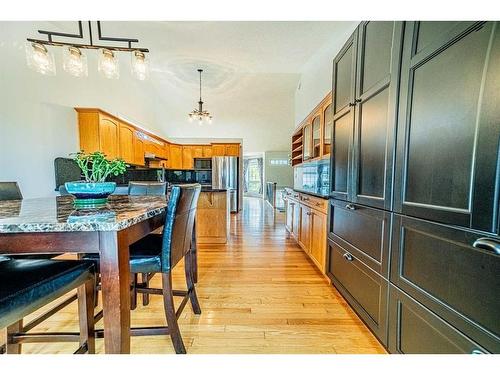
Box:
212;144;225;156
202;145;212;158
299;205;311;251
303;123;312;161
292;202;301;240
133;133;145;166
225;144;240;156
333;32;357;115
352;22;403;210
330;110;353;200
99;115;119;159
285;199;295;233
192;145;204;158
169;145;183;169
395;21;500;233
310;210;326;271
182;146;194;169
118;123;135;164
312;114;321;158
388;285;489;354
391;214;500;353
323;103;333;156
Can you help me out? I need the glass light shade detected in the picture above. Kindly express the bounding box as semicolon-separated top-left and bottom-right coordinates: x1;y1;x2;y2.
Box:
62;46;88;77
25;42;56;76
188;113;193;122
98;49;119;79
131;50;149;80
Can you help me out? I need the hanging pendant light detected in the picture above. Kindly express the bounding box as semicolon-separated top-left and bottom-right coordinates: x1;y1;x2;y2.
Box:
188;69;213;124
131;50;149;80
98;48;119;79
62;46;88;77
25;42;56;76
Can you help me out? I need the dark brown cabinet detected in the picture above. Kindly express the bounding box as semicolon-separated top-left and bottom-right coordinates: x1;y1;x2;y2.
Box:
327;239;389;345
388;286;489;354
330;22;403;210
394;21;500;233
390;214;500;353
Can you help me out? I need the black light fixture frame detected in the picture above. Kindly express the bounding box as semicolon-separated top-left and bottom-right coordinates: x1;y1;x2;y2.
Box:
26;21;149;53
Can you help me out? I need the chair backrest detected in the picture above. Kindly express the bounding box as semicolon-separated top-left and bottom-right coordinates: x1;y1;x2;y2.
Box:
58;185;71;196
128;181;167;196
161;184;201;271
0;182;22;201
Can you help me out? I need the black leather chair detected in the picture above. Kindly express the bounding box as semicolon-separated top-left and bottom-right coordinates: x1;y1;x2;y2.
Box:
84;184;202;353
0;257;96;354
0;182;22;200
128;181;167;196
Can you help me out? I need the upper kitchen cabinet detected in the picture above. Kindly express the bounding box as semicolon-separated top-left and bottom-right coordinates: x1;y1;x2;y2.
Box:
192;145;204;158
312;112;321;159
352;21;403;210
118;122;135;164
211;144;225;156
394;21;500;233
303;122;312;161
202;145;212;158
211;143;240;157
76;109;119;160
182;145;194;169
330;22;404;210
322;102;333;156
169;144;183;169
133;131;145;166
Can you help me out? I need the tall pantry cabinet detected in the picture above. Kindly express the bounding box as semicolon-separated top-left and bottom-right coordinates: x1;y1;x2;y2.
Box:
327;21;500;354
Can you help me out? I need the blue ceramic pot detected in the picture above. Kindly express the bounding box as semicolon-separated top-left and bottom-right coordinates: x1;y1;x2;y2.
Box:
64;181;116;208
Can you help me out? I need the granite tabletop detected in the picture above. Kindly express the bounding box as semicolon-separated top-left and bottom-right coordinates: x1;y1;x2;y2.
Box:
0;195;168;233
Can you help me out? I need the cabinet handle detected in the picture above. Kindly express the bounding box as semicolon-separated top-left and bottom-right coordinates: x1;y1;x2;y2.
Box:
303;197;310;201
345;204;356;210
471;349;486;354
343;253;354;262
472;238;500;255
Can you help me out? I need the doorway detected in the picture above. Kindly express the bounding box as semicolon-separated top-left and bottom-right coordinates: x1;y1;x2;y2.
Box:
243;156;263;197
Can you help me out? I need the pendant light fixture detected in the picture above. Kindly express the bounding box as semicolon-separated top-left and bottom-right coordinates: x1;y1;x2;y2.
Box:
25;21;149;80
25;42;56;76
98;48;120;79
188;69;213;124
62;46;88;77
131;50;149;80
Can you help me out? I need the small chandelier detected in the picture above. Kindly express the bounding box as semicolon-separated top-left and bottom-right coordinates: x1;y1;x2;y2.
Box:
188;69;213;124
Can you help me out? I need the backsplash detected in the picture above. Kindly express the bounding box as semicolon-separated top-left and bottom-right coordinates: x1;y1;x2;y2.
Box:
293;158;330;197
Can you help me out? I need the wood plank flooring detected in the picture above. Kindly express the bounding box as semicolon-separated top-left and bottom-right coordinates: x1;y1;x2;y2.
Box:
3;197;385;354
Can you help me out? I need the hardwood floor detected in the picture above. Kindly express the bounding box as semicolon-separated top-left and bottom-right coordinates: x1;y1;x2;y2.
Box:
4;197;385;354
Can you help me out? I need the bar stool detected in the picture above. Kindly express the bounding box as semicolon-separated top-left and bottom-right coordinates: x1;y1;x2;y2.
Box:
0;257;96;354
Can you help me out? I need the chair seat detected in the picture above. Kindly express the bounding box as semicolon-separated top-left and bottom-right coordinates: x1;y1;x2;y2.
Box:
83;234;163;274
0;258;95;329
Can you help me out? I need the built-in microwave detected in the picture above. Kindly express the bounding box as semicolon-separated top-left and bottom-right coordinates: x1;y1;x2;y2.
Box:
194;158;212;170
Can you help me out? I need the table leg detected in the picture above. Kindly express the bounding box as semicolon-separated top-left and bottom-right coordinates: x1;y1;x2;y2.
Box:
99;231;131;354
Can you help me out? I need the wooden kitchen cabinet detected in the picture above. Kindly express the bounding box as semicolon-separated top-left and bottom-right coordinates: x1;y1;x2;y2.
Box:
225;144;240;156
211;143;240;157
211;144;225;156
202;145;212;157
133;133;145;166
98;115;119;159
192;145;204;158
196;191;229;244
169;144;183;169
310;209;326;271
182;146;194;169
118;122;135;164
299;206;311;250
77;109;119;159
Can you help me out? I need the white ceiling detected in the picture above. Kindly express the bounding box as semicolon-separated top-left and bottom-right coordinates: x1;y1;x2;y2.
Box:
2;21;357;152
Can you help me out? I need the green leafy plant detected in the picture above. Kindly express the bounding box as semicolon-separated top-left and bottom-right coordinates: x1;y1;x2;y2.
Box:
72;151;128;183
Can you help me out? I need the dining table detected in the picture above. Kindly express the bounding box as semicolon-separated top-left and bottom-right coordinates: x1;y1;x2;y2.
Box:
0;194;168;354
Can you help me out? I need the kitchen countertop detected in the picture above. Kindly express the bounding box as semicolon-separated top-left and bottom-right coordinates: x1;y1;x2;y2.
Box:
0;195;167;233
286;188;328;200
201;187;227;193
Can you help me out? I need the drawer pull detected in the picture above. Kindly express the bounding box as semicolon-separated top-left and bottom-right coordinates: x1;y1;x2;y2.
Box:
303;197;310;201
472;238;500;255
345;204;356;210
343;253;354;262
471;349;486;354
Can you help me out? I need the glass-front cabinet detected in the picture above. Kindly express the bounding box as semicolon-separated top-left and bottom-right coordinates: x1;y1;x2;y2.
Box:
303;123;312;161
323;103;333;156
312;113;321;158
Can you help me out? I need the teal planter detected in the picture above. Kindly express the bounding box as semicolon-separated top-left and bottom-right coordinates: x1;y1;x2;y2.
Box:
64;181;116;208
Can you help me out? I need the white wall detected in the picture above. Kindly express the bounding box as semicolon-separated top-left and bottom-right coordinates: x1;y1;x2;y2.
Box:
263;151;293;187
0;22;296;198
294;22;358;126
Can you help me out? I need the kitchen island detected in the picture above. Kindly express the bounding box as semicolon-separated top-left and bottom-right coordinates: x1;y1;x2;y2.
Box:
196;188;229;244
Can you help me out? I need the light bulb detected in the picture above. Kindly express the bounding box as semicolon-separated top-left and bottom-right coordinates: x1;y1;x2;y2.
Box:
131;50;149;80
63;46;88;77
25;42;56;76
98;49;119;79
189;114;193;122
208;116;213;124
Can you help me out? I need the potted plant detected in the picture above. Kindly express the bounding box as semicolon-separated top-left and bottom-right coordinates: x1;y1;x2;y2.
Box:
65;151;128;208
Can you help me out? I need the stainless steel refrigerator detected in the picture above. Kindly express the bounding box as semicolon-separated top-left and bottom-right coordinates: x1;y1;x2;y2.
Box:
212;156;238;212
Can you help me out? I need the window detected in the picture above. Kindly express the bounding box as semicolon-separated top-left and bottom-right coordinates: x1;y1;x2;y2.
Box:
269;159;289;166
